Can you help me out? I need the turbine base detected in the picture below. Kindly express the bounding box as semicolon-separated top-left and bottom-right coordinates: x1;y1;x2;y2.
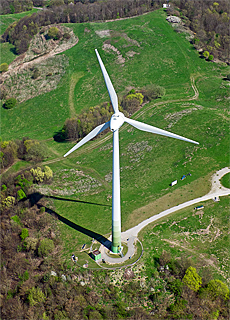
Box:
111;244;121;254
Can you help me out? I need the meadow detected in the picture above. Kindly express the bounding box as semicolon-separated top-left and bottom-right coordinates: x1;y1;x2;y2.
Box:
1;9;229;271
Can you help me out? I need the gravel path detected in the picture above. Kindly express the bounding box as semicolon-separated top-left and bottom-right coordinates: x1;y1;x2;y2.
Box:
98;167;230;265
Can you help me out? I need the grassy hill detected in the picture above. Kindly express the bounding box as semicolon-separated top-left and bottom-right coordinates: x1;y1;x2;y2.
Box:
2;9;230;271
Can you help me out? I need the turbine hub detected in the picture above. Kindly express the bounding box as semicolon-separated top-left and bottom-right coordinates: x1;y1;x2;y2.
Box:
110;112;125;131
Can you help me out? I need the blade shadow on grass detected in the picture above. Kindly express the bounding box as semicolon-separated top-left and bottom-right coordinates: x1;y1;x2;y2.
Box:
47;195;112;207
28;192;112;250
29;192;111;207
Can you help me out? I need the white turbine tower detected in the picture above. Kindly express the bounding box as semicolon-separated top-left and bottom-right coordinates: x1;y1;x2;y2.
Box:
64;49;199;253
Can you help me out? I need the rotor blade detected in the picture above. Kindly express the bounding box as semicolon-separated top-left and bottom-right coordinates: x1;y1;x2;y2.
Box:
124;117;199;145
95;49;119;113
64;121;110;157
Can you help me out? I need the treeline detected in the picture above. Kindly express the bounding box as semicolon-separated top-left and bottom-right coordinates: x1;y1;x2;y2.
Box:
1;0;162;54
55;85;165;142
170;0;230;63
0;0;34;14
0;137;48;172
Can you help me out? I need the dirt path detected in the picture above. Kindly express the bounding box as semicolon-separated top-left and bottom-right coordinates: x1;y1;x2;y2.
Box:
69;72;84;118
0;37;79;82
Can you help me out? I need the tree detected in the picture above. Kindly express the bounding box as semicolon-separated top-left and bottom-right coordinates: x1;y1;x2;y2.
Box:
4;98;17;109
203;51;210;59
182;266;202;292
27;287;46;306
47;26;61;40
142;84;165;100
0;63;8;73
20;228;29;240
38;238;54;257
208;54;214;61
206;279;229;300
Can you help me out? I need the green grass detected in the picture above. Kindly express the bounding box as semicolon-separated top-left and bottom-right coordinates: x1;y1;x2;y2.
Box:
221;172;230;189
2;9;230;267
139;196;230;283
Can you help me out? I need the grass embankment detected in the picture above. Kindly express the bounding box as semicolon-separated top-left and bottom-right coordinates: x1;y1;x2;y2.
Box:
2;9;230;266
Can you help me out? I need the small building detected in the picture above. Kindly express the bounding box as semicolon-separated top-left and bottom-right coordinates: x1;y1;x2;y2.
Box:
194;205;204;211
163;4;170;8
92;249;101;261
170;180;177;186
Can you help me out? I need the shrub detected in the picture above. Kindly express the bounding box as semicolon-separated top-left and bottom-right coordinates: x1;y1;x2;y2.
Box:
126;92;144;105
1;184;7;191
206;279;229;300
43;166;53;181
20;228;29;240
63;32;71;39
0;63;8;73
11;215;21;225
38;238;54;257
30;167;45;183
203;51;209;59
27;287;46;306
227;74;230;81
2;196;15;208
31;68;41;79
208;54;214;61
182;266;202;292
4;98;17;109
142;84;165;100
25;237;38;251
47;26;61;40
17;189;27;201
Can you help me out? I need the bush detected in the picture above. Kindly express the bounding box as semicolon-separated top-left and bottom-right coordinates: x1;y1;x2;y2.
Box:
142;84;165;100
20;228;29;240
43;166;53;180
17;189;27;201
182;266;202;292
206;279;229;300
63;32;71;39
0;63;8;73
2;196;15;208
31;68;41;79
227;74;230;81
38;238;54;257
203;51;209;59
30;167;45;183
27;287;46;306
208;54;214;61
25;237;38;251
4;98;17;109
22;140;48;162
47;26;61;40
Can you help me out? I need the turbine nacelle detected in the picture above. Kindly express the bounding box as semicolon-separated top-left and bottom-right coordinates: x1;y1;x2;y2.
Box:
110;112;125;132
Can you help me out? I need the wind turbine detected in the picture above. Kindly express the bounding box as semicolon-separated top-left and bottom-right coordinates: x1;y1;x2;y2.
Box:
64;49;199;253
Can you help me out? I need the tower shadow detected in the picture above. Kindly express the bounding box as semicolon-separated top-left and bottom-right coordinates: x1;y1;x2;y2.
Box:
28;193;112;250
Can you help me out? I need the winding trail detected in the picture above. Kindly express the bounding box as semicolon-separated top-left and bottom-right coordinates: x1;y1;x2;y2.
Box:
98;167;230;264
41;75;200;167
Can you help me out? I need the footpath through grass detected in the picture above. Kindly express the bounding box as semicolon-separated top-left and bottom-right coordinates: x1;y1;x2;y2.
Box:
139;196;230;284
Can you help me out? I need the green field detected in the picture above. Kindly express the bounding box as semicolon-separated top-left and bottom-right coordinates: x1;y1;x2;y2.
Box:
140;196;230;284
2;9;230;269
